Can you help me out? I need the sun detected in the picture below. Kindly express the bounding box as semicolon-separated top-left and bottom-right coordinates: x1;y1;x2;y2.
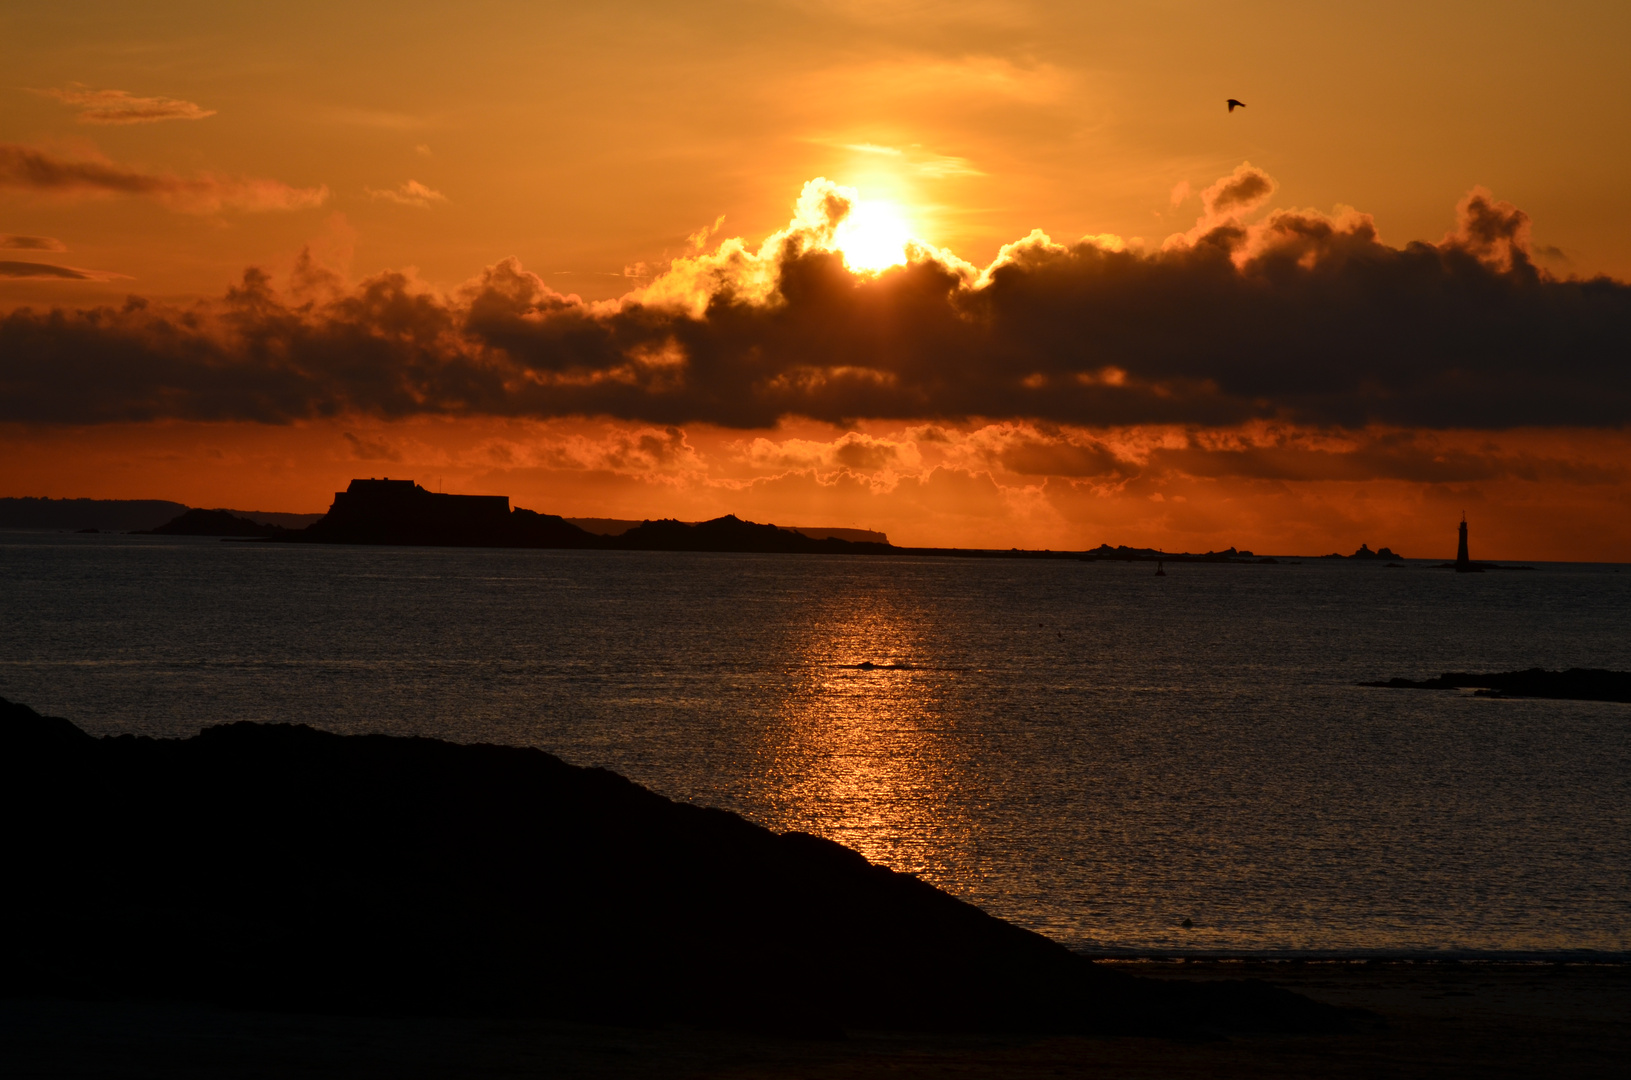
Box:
833;199;912;273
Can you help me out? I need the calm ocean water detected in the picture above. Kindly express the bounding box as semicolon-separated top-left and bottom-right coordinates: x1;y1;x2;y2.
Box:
3;531;1628;956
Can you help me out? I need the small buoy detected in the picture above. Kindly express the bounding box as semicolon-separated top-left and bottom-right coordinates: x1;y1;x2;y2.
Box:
1155;561;1166;577
1181;918;1193;928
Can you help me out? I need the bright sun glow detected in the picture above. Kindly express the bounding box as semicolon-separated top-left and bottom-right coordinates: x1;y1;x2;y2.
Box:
833;200;912;273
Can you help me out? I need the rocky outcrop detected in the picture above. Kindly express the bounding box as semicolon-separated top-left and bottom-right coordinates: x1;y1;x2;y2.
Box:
1320;544;1402;560
1361;668;1631;702
608;515;891;555
1078;544;1269;563
141;508;288;537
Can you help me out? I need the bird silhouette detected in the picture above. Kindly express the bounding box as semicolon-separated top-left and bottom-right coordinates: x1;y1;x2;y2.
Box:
1226;99;1246;112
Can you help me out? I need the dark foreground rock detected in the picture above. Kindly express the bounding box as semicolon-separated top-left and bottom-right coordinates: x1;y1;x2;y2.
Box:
0;699;1341;1036
1360;667;1631;703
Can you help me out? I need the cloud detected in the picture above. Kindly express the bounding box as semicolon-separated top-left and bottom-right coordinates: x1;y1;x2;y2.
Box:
35;84;216;124
325;107;433;130
741;431;918;474
365;179;447;208
0;260;126;282
0;144;328;213
1;235;67;252
2;168;1628;430
687;214;726;250
836;141;981;177
1201;162;1276;217
0;261;91;280
1142;428;1625;485
913;153;981;178
343;431;402;461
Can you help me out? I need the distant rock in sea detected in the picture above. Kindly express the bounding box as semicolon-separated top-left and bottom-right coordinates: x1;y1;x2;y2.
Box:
568;517;891;545
1322;544;1402;560
140;508;289;537
1079;544;1264;563
1360;668;1631;703
0;698;1343;1037
607;515;891;555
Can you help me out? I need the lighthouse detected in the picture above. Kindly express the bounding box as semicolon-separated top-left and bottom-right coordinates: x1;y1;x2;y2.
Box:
1454;513;1480;573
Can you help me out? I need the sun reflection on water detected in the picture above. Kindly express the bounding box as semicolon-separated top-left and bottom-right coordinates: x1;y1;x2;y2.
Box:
747;586;982;881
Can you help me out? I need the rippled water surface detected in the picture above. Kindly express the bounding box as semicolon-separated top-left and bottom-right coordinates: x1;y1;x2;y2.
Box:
3;532;1628;955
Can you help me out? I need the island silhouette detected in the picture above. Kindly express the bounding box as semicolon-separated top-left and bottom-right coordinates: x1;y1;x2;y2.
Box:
141;479;895;555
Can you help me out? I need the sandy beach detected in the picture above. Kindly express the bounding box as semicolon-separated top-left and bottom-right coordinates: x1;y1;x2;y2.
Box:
5;961;1626;1078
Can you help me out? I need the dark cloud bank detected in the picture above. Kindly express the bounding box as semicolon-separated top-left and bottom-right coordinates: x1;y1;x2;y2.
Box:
2;184;1627;429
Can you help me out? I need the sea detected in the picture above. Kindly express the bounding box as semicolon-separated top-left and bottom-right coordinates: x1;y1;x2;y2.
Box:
3;531;1627;958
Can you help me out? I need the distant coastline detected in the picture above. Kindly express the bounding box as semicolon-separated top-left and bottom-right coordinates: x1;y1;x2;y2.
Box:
0;484;1547;567
0;496;323;534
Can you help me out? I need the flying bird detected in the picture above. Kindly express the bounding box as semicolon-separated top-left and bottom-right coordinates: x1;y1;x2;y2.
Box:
1226;99;1246;112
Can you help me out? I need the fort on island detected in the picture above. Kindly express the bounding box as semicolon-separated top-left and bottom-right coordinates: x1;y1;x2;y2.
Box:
325;478;509;529
306;478;514;546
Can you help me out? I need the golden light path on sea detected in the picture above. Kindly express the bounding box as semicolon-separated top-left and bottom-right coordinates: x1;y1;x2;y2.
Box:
747;585;982;884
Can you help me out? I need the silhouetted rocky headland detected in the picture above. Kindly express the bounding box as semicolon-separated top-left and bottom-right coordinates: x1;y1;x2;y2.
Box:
0;497;323;533
1361;668;1631;702
0;495;189;533
0;698;1343;1036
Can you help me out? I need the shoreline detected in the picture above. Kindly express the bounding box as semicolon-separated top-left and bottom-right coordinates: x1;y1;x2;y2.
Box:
1093;952;1631;965
6;962;1627;1078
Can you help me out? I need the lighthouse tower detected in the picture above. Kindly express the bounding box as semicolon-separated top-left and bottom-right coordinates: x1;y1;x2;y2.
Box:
1455;513;1474;572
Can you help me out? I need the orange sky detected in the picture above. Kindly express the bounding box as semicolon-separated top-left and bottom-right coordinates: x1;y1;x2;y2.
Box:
3;1;1629;559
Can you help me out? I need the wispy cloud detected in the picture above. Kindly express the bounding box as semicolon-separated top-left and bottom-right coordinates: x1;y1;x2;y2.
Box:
34;84;216;125
0;260;126;281
365;179;447;208
844;143;904;157
834;140;981;178
326;107;435;130
344;431;403;461
687;214;725;249
1;234;67;252
0;144;327;213
914;153;981;178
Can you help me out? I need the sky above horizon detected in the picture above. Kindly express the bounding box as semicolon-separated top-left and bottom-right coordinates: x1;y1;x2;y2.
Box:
3;1;1629;559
